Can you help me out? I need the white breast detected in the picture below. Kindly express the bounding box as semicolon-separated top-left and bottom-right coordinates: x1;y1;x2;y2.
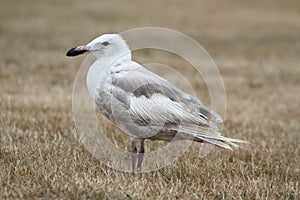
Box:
86;60;107;98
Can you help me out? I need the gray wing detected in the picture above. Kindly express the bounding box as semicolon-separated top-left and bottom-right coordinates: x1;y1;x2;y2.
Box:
107;61;222;131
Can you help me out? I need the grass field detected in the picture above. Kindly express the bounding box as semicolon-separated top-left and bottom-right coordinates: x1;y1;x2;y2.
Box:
1;0;300;199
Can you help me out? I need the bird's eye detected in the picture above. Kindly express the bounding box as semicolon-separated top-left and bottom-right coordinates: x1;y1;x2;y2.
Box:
102;42;110;46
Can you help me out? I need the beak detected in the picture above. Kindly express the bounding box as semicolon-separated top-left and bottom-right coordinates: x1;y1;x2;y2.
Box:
66;45;89;57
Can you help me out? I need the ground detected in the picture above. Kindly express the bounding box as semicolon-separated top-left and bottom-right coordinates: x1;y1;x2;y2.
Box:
0;0;299;199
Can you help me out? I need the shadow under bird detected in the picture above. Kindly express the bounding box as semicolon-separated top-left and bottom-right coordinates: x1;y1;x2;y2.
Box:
66;34;248;172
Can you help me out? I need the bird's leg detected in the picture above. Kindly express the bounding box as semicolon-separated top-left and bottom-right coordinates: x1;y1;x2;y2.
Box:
137;139;145;172
131;140;137;173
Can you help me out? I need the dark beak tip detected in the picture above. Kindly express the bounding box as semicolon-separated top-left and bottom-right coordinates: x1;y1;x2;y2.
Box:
66;47;77;57
66;47;88;57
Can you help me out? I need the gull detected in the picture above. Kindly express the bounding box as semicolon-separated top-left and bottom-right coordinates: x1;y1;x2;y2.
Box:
66;34;248;172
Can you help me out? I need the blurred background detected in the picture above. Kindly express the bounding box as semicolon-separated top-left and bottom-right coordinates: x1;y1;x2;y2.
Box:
1;0;299;198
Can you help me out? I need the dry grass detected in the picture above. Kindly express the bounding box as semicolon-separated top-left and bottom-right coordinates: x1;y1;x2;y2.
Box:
1;0;300;199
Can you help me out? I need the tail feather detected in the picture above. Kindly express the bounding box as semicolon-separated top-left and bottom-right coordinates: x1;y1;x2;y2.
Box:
195;136;233;150
178;125;249;150
165;125;249;151
217;135;250;144
194;133;249;150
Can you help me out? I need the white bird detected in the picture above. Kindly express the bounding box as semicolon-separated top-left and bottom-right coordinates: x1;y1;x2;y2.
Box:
66;34;248;172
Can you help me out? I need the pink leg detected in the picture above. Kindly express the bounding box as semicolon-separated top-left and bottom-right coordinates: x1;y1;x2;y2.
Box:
137;139;145;172
131;140;137;173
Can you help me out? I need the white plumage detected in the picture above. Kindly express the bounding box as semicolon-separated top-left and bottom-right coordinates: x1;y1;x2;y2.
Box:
67;34;248;172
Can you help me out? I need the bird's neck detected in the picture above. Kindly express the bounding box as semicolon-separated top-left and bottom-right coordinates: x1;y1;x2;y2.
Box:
86;51;131;99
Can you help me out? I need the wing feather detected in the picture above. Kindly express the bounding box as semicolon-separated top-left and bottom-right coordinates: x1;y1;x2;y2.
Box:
108;61;222;130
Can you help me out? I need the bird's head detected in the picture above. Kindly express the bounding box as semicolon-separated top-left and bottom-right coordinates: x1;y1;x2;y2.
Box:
66;34;131;60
